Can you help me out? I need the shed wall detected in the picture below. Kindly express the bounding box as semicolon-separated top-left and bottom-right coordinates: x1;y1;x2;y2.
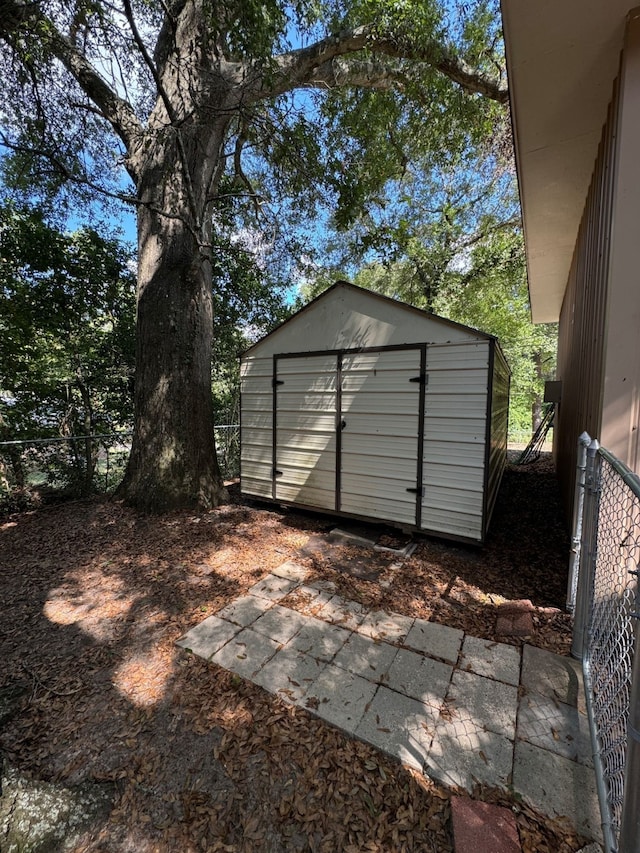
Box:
486;343;510;531
420;341;490;540
240;355;274;499
240;285;507;543
244;285;484;359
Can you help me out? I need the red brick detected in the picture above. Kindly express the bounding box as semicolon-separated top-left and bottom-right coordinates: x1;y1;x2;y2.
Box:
451;797;521;853
498;599;534;615
496;611;534;637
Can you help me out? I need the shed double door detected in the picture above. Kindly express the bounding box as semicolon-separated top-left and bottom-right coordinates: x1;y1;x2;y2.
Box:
273;347;424;526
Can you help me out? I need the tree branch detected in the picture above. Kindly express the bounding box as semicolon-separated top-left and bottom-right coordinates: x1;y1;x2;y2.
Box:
269;24;508;104
231;124;263;216
0;0;143;163
121;0;200;230
0;132;139;206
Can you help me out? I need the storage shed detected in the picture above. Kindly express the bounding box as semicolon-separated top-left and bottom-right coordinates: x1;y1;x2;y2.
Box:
240;282;510;543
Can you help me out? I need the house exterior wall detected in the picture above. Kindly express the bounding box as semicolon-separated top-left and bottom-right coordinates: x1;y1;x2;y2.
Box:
556;10;640;516
555;82;618;514
599;9;640;473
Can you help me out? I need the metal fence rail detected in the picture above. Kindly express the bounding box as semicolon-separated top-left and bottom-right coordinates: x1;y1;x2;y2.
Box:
570;435;640;852
0;425;240;508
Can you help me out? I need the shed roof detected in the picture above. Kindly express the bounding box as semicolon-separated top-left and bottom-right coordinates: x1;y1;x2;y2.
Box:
242;281;495;358
501;0;636;323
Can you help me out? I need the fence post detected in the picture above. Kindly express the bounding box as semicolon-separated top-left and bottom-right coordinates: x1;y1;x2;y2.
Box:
567;431;592;613
619;578;640;853
572;438;601;661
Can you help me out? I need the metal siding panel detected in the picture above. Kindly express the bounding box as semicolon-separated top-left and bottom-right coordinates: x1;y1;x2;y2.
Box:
339;454;417;480
275;355;338;510
276;483;335;506
341;411;419;438
421;341;490;542
422;487;484;514
425;343;490;370
277;448;336;473
422;420;486;442
423;463;484;491
242;444;272;463
421;506;483;539
242;393;272;413
423;441;485;465
338;495;417;525
424;394;488;417
276;429;336;452
556;85;617;517
241;476;273;497
340;349;421;525
240;356;274;499
341;390;421;415
240;357;271;379
485;344;510;529
426;369;489;394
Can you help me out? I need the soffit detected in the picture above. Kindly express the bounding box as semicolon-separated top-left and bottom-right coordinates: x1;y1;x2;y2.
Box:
501;0;634;323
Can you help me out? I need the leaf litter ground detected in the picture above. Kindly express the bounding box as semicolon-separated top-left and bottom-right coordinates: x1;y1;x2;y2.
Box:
0;453;589;852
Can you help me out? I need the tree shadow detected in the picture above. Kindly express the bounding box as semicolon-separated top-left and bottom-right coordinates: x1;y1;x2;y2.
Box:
1;497;457;851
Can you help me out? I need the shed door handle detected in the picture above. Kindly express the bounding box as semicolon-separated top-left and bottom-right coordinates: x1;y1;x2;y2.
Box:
340;419;347;431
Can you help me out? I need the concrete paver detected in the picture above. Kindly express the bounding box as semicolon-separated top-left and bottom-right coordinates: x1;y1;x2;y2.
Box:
521;644;586;712
385;646;453;708
247;574;299;602
446;669;519;739
288;616;352;662
177;562;602;845
250;605;309;645
356;609;414;643
512;740;602;842
316;594;368;630
289;585;334;616
301;664;377;732
332;631;398;682
517;691;592;765
175;615;240;659
210;627;280;679
216;594;272;627
459;635;521;686
305;579;338;593
404;618;463;665
355;685;438;771
270;560;310;582
252;645;326;704
426;720;514;790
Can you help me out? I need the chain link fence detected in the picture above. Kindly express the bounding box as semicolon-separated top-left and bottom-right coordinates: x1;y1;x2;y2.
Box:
0;425;239;512
570;436;640;852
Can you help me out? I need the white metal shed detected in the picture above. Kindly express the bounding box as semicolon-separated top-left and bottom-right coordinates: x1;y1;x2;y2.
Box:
240;282;510;543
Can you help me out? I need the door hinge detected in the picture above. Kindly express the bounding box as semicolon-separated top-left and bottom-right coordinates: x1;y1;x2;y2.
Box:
406;486;423;497
272;378;285;387
410;373;428;386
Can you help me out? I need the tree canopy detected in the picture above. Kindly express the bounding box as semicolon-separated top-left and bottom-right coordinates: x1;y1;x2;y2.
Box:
0;204;136;441
0;0;516;510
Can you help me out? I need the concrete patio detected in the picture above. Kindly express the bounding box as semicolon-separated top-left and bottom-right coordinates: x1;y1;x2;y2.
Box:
177;560;602;845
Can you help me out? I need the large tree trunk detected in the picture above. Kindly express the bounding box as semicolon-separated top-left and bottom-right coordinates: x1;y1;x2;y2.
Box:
117;168;227;511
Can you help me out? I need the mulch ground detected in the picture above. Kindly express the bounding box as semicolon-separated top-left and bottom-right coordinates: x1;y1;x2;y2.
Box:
0;453;589;852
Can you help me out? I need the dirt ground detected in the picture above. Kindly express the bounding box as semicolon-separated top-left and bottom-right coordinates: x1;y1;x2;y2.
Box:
0;454;589;852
